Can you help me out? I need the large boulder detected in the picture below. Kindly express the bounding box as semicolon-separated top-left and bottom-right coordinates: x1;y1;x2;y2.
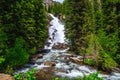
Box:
29;54;43;64
38;49;51;53
69;57;83;65
52;43;68;50
0;74;15;80
35;67;65;80
111;68;120;73
30;54;43;61
44;61;56;67
35;67;56;80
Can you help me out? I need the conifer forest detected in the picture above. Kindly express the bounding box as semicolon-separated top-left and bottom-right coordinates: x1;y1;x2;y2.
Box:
0;0;120;80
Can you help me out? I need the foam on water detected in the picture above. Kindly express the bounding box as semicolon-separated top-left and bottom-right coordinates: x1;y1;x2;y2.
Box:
45;13;65;50
78;66;96;73
56;70;84;78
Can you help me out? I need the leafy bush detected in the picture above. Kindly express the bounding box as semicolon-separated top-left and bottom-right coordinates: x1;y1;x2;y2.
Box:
0;29;7;67
0;29;7;55
0;57;5;65
14;68;37;80
53;77;69;80
53;77;59;80
3;37;29;73
28;47;37;55
116;54;120;64
98;50;118;71
84;59;95;66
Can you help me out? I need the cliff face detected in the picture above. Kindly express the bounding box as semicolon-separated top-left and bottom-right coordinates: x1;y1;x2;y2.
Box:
44;0;53;6
44;0;53;11
44;0;60;5
44;0;61;11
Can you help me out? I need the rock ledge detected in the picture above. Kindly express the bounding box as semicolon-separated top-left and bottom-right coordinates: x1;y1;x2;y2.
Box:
0;73;15;80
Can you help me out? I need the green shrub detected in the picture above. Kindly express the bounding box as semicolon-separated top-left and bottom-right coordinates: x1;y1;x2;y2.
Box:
0;57;5;64
115;54;120;64
84;59;95;66
98;50;118;71
14;68;37;80
3;37;29;73
28;47;37;55
0;29;7;67
53;77;59;80
53;77;68;80
0;29;7;56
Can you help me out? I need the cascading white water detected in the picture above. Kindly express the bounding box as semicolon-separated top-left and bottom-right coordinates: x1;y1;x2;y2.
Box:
14;14;120;80
44;13;65;50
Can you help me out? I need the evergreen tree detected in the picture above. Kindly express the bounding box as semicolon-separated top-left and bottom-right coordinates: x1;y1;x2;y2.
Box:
3;37;29;73
47;1;63;16
0;0;48;73
65;0;90;54
65;0;120;70
0;0;47;53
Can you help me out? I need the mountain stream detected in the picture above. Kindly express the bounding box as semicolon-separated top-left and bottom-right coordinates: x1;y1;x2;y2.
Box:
14;14;120;80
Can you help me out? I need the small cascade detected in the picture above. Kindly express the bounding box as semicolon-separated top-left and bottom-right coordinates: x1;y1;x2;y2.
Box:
44;13;66;52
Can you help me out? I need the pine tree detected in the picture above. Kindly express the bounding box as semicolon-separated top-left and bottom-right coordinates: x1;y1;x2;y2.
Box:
0;0;47;53
65;0;90;54
65;0;120;70
0;0;48;73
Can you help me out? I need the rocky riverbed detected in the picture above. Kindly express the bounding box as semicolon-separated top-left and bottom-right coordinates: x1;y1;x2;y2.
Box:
14;49;120;80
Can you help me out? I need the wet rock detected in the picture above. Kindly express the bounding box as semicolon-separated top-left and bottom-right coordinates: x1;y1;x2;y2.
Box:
28;60;36;64
51;54;57;58
43;49;51;53
52;43;68;50
29;54;43;64
37;49;50;53
0;74;15;80
111;68;120;73
37;54;43;58
61;53;74;57
35;66;66;80
35;67;56;80
30;54;43;61
24;64;32;68
36;62;42;65
69;57;83;65
44;61;56;67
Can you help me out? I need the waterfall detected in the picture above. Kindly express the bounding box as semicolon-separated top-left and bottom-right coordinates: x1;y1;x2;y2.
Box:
44;13;65;51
